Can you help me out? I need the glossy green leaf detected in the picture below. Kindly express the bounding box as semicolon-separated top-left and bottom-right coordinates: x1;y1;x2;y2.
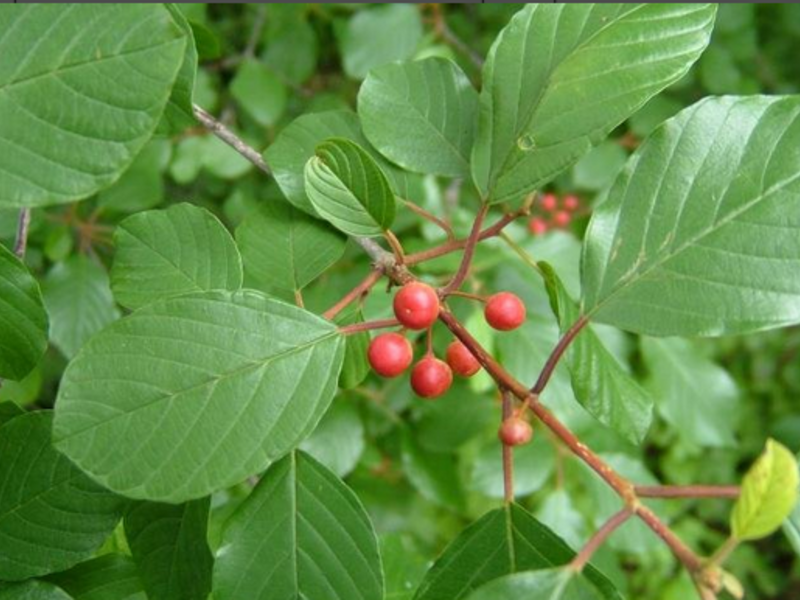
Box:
213;451;383;600
46;555;145;600
582;96;800;336
732;439;799;541
230;59;287;127
125;499;212;600
641;337;739;448
159;4;198;134
472;4;716;205
305;138;396;236
0;412;124;581
42;255;120;359
466;569;622;600
0;242;48;380
0;5;186;207
235;199;346;294
53;290;346;502
111;203;243;310
542;263;653;445
358;58;478;177
300;399;365;478
413;504;614;600
339;5;423;80
0;581;72;600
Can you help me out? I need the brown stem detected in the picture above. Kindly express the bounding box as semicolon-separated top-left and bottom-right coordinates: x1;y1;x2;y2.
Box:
501;389;515;504
636;485;741;500
294;289;305;309
384;230;406;265
448;290;487;303
403;199;455;241
531;316;589;394
14;208;31;258
636;504;704;572
571;508;633;571
440;204;489;296
339;318;400;336
322;269;382;321
192;104;271;175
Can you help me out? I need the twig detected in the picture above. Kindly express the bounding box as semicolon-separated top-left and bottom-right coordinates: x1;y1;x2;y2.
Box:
570;509;633;571
501;389;515;503
403;199;455;241
294;289;305;309
384;230;406;265
14;208;31;258
636;485;740;500
430;4;484;69
192;104;271;175
322;269;382;321
499;231;543;275
243;5;267;59
440;204;489;296
531;316;589;394
339;318;400;336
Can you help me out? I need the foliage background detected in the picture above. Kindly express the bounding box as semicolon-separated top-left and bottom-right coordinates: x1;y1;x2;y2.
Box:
2;4;799;599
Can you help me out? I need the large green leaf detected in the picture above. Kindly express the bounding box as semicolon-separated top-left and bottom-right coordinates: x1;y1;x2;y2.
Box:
213;451;383;600
413;504;614;600
110;203;243;310
466;569;622;600
235;199;346;294
158;4;198;134
732;439;799;541
542;263;653;445
641;337;739;448
0;5;186;207
582;96;800;336
0;412;124;581
0;401;23;427
305;138;396;237
42;255;120;359
230;59;287;127
264;110;416;215
472;4;716;204
0;581;72;600
46;555;145;600
53;290;346;503
300;399;365;478
0;242;48;380
125;499;212;600
358;58;478;177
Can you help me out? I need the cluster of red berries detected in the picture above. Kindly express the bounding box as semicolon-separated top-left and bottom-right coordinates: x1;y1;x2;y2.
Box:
528;192;581;235
367;282;526;399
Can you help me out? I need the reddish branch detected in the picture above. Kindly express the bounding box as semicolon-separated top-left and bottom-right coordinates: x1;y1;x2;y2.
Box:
339;318;401;336
440;203;488;296
636;485;740;499
531;315;589;394
501;389;515;504
571;508;633;571
323;270;383;321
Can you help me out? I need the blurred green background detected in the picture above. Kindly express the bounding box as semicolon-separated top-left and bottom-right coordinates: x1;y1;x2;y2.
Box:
2;4;799;599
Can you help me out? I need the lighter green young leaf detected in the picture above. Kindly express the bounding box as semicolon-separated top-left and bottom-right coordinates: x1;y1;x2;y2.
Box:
305;138;396;236
0;242;48;380
213;451;383;600
582;95;800;336
473;3;715;205
53;290;345;503
0;5;187;207
359;58;478;177
732;439;799;541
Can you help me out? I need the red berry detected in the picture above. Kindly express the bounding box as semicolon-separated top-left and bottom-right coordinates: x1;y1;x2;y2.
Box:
498;418;533;446
540;193;558;212
553;210;571;228
484;292;526;331
368;332;413;378
563;194;580;211
528;217;548;236
410;356;453;398
445;340;481;377
393;282;440;330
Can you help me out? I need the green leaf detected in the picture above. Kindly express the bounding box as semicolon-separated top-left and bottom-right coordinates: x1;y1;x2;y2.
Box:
784;455;800;556
535;490;586;550
263;18;318;86
582;96;800;336
0;401;23;427
0;581;72;600
413;504;614;600
466;569;622;600
97;140;171;213
230;59;288;127
42;255;120;359
542;263;653;445
358;58;478;177
46;555;145;600
472;4;716;205
53;290;346;503
0;5;187;207
300;399;365;478
125;499;212;600
336;309;371;391
469;433;555;500
414;381;496;452
402;430;465;512
235;199;346;294
0;412;124;581
110;203;243;310
212;451;383;600
381;534;427;600
641;337;739;448
0;242;48;380
339;5;423;80
305;138;396;237
159;4;198;134
732;439;799;541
